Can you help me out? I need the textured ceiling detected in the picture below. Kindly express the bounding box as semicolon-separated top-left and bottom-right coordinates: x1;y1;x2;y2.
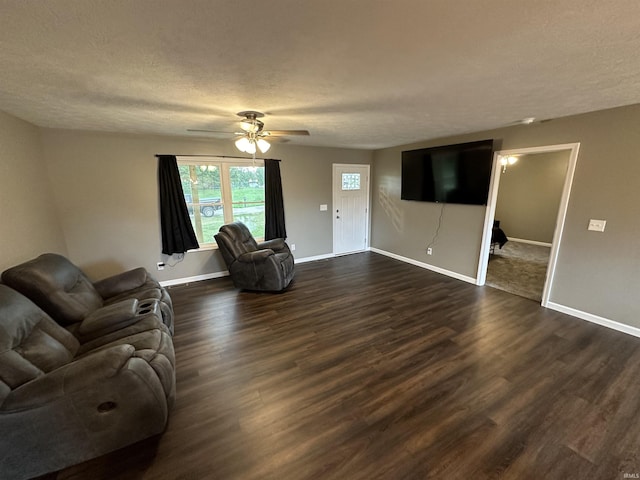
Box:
1;0;639;149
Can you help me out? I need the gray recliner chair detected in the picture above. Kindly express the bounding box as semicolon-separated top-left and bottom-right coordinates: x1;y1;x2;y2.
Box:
2;253;174;335
0;285;175;480
214;222;295;291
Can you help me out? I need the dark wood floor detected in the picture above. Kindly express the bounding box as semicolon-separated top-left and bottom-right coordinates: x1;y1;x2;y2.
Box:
50;252;640;479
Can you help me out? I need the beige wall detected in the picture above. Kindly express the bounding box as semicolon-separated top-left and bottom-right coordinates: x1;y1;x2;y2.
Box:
373;143;489;280
372;103;640;327
0;111;67;271
5;102;640;330
495;151;570;244
39;128;371;282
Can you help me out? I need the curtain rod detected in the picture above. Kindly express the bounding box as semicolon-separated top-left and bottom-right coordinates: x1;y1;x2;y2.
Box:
155;154;279;161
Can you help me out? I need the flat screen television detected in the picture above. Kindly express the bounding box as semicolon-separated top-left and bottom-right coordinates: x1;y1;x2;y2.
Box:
401;139;494;205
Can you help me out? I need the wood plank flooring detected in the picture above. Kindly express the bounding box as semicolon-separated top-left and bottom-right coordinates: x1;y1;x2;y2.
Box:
49;252;640;479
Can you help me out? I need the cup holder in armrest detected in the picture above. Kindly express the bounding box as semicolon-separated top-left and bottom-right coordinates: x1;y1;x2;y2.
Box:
97;401;117;413
136;300;159;316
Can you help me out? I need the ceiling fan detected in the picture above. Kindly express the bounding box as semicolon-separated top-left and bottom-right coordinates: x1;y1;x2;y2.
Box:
188;111;310;155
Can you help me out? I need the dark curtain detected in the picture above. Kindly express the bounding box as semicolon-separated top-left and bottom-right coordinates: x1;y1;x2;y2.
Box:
264;159;287;240
158;155;199;254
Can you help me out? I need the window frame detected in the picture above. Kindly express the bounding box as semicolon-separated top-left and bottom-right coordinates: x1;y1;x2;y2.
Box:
177;156;265;249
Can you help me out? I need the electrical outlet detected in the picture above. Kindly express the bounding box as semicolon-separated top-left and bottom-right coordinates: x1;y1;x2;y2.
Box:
157;262;165;271
290;244;296;251
588;219;606;232
427;248;433;255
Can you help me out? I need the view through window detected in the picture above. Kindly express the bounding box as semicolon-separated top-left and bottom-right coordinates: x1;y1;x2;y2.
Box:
177;158;265;247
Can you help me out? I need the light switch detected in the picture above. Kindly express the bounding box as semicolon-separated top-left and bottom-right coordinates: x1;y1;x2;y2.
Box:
320;204;328;211
588;219;606;232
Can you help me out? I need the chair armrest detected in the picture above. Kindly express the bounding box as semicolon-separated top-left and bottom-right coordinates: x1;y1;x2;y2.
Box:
76;299;140;341
257;238;286;252
237;249;274;263
93;268;149;299
1;345;135;411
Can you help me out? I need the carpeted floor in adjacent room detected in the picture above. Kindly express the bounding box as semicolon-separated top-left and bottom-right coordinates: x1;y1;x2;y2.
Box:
485;241;551;302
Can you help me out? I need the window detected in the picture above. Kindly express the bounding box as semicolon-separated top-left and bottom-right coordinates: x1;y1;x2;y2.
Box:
177;157;265;247
342;173;361;190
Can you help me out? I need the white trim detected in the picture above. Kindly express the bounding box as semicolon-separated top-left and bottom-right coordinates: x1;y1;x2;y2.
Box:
547;302;640;339
160;252;337;286
160;270;229;287
332;163;371;254
370;248;477;284
176;155;264;165
540;144;579;307
476;142;580;309
476;150;503;285
294;253;336;264
508;237;552;247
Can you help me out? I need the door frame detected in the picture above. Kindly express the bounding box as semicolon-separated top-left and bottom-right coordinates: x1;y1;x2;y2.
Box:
332;163;371;255
476;143;580;307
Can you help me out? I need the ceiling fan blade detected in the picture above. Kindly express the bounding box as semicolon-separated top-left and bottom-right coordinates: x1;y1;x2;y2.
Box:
268;137;290;143
187;129;237;134
265;129;310;137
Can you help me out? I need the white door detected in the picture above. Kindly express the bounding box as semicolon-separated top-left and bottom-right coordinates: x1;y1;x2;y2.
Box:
333;164;370;254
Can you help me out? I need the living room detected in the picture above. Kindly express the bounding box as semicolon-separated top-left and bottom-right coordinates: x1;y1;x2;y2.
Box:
4;98;639;336
2;1;640;479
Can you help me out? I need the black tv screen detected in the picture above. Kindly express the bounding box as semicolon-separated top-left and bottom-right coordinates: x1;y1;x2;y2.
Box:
401;139;494;205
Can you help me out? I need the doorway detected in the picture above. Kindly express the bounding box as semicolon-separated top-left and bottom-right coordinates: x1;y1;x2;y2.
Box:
476;143;580;306
332;164;370;255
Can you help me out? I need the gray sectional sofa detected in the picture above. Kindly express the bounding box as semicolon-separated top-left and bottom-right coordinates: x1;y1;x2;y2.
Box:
0;254;176;480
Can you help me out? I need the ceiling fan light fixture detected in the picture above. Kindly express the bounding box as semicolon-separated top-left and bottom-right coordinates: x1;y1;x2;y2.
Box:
257;138;271;153
235;136;251;152
245;139;257;155
240;119;260;133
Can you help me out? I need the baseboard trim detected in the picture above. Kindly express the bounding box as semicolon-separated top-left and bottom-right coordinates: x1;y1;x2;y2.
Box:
370;248;477;284
508;237;553;247
295;253;336;264
546;301;640;339
160;252;336;286
160;271;229;287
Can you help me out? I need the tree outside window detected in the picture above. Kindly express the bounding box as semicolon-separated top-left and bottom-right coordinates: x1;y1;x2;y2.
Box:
178;158;265;247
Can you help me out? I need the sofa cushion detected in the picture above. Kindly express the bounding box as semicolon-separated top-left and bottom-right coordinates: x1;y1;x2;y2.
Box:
73;301;169;354
76;328;175;402
0;285;79;391
0;380;9;407
77;299;140;339
2;253;104;325
92;267;148;299
216;222;259;261
3;253;175;335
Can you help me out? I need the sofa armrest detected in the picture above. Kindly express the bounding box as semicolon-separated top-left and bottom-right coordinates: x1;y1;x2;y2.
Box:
93;268;149;300
76;299;140;341
237;250;274;263
1;344;135;411
257;238;286;252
